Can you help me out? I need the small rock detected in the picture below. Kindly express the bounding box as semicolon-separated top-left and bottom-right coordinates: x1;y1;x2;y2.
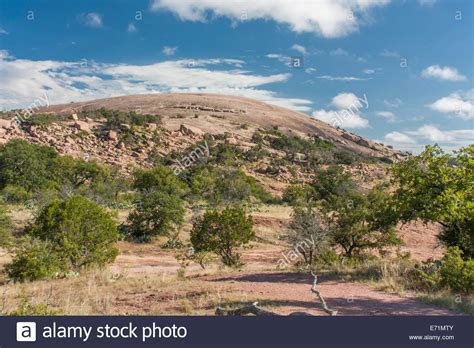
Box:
108;130;118;141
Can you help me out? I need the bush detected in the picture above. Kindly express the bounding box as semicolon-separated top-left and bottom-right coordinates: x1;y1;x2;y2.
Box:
0;139;59;192
0;204;11;248
25;196;118;273
439;247;474;293
286;207;330;266
1;185;33;204
311;165;355;201
125;190;185;242
191;207;254;266
282;184;314;206
6;237;62;281
189;166;271;205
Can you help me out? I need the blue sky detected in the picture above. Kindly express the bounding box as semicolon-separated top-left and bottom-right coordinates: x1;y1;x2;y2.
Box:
0;0;472;152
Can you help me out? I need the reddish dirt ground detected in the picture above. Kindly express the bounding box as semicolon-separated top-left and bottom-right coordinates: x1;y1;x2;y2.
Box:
203;271;457;316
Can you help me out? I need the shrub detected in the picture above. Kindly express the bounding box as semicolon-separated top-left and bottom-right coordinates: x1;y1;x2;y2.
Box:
286;207;330;266
6;237;62;281
0;139;59;192
125;190;185;242
439;247;474;293
311;165;355;201
282;184;314;206
25;196;119;272
413;248;474;294
1;185;33;204
190;207;254;266
133;165;188;196
0;204;11;248
56;156;109;189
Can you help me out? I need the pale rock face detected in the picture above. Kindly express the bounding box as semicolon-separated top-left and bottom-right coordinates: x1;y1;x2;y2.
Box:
70;113;79;121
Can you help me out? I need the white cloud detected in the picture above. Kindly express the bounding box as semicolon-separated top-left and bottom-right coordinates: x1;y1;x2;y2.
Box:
376;111;396;121
329;48;348;56
81;13;103;28
312;109;369;129
0;27;8;35
384;131;416;144
380;49;400;58
316;75;370;81
331;92;359;109
421;65;467;81
305;67;317;74
383;98;403;108
418;0;437;6
0;54;312;112
150;0;391;38
291;44;306;54
162;46;178;56
363;69;375;74
265;53;292;67
407;125;474;143
127;23;137;32
384;125;474;153
428;90;474;119
312;92;370;129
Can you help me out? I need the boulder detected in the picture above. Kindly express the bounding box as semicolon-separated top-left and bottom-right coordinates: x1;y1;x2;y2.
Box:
341;132;360;143
73;121;90;132
148;123;157;131
70;113;79;121
180;124;204;137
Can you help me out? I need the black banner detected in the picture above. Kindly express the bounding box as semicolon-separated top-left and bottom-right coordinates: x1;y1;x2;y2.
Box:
0;316;472;347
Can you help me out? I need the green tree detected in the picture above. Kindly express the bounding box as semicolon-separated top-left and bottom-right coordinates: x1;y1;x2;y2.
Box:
0;139;59;192
282;183;315;206
311;165;355;201
326;187;401;257
125;165;187;242
190;207;254;266
56;156;109;189
126;190;185;242
133;165;188;196
26;196;119;271
392;145;474;256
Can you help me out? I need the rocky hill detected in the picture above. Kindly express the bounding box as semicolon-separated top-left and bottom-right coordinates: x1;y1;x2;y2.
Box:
0;94;404;193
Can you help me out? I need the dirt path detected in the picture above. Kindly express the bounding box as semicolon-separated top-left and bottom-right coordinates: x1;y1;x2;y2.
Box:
202;271;457;316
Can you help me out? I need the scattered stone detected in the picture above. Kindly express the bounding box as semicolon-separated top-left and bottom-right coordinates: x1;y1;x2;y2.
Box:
108;130;118;141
